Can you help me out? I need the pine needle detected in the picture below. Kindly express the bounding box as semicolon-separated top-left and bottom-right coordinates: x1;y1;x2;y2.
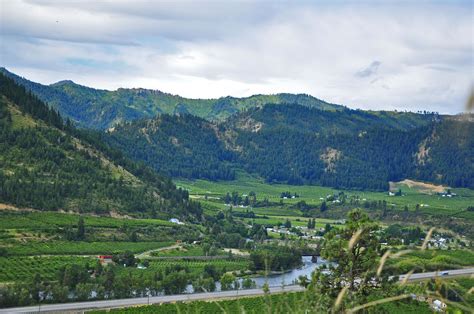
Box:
377;249;391;277
346;294;410;313
421;227;435;250
333;286;348;312
348;229;363;250
400;269;414;285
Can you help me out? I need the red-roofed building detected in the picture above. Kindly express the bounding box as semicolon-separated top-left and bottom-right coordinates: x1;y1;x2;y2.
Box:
98;255;113;265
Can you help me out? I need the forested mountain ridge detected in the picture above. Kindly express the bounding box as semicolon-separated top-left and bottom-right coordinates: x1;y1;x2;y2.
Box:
0;72;202;219
106;104;473;190
1;68;472;191
0;67;341;129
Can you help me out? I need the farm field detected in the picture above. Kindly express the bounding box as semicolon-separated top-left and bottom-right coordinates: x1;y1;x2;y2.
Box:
385;249;474;274
4;241;174;256
118;258;251;278
0;211;174;230
0;256;94;283
240;216;342;229
176;172;474;219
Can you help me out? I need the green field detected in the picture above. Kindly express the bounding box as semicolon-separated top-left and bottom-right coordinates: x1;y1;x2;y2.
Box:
240;216;341;229
0;256;94;282
119;258;250;278
385;249;474;274
0;211;174;230
176;172;474;219
4;241;174;256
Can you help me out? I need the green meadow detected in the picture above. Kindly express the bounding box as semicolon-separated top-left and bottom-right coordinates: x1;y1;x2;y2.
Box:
176;171;474;220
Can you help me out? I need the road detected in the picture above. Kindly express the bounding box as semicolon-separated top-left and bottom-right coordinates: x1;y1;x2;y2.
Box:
397;267;474;281
2;268;473;313
135;244;181;260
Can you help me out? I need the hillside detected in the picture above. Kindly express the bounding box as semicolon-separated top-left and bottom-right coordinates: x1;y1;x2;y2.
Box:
106;114;235;180
106;104;473;190
0;72;201;219
2;68;472;191
0;68;341;129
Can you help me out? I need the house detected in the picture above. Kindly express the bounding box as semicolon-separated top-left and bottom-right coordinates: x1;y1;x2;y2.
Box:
98;255;113;265
169;218;184;225
431;299;447;312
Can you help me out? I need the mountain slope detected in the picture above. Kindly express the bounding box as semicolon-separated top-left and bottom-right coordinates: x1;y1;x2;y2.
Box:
2;68;471;191
229;105;473;189
0;72;201;219
0;67;342;129
106;114;235;180
105;104;473;190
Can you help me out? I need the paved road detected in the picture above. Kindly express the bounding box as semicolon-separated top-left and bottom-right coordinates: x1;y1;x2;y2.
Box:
397;267;474;281
2;268;473;313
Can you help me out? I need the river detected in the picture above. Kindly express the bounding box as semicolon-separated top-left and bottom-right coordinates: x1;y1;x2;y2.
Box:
250;255;327;288
185;255;327;293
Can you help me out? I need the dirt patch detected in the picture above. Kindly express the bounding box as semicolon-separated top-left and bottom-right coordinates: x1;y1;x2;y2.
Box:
390;179;448;194
109;210;133;219
0;203;34;212
236;117;264;133
416;139;430;165
320;148;342;173
224;248;250;256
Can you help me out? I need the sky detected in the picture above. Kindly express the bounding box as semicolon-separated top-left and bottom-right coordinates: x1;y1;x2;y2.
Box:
0;0;473;114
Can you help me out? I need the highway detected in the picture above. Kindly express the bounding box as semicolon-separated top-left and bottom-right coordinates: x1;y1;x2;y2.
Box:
397;267;474;281
1;267;473;313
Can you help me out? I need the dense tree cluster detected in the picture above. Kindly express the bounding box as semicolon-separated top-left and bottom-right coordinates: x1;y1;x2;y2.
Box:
0;72;65;130
0;261;196;307
106;114;235;181
249;245;302;271
0;73;201;219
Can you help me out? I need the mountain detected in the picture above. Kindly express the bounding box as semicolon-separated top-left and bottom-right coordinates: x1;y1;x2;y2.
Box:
2;68;472;191
0;67;342;129
106;104;473;190
0;72;202;219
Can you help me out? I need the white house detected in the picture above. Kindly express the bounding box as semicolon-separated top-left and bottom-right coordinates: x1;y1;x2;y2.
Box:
432;299;447;312
169;218;184;225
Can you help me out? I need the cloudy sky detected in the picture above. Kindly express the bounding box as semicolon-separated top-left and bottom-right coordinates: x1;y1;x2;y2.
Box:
1;0;472;113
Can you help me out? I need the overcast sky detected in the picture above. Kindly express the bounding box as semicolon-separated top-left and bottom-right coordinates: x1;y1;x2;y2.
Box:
1;0;472;113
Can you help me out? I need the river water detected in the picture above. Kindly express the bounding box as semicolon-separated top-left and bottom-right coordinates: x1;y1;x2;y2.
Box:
185;255;327;293
250;255;327;288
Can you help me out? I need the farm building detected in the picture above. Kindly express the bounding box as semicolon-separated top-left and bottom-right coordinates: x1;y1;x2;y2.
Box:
98;255;113;265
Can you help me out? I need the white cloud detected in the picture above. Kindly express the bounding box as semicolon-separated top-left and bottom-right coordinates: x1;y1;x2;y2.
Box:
1;1;472;113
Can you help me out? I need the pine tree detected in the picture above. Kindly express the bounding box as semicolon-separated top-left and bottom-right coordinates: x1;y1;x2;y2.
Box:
76;217;85;240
